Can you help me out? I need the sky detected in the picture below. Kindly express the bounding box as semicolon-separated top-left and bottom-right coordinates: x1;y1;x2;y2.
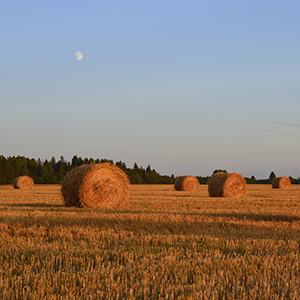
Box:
1;1;300;179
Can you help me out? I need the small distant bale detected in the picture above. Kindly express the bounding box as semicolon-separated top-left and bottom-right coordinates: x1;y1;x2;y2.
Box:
174;175;200;191
61;163;129;208
13;176;34;189
208;172;246;198
272;176;291;189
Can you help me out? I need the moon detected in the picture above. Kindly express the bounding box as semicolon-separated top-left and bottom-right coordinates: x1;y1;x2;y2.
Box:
75;51;83;61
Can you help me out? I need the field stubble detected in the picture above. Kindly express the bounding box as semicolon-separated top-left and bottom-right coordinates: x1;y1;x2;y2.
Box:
0;184;300;299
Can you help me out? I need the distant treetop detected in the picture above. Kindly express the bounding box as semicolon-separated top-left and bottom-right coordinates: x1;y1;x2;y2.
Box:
269;171;276;181
212;169;228;175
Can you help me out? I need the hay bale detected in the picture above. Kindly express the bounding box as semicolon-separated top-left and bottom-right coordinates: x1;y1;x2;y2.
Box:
208;172;246;198
174;175;200;191
13;176;34;189
272;176;291;189
61;163;129;208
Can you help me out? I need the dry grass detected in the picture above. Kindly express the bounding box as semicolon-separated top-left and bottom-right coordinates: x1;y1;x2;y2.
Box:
0;184;300;299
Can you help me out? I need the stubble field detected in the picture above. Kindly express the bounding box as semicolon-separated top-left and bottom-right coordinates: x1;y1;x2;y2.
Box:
0;184;300;299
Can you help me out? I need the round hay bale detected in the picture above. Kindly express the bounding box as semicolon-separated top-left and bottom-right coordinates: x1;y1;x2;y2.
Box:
174;175;200;191
272;176;291;189
61;163;129;208
208;172;246;198
13;176;34;189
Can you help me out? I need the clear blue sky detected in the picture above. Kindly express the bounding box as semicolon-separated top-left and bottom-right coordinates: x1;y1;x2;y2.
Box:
1;1;300;179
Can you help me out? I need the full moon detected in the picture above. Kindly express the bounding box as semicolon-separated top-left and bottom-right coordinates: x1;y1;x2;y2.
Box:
75;51;83;61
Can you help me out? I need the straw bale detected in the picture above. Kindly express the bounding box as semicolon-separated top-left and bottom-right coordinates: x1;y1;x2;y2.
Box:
13;176;34;189
61;163;129;208
272;176;291;189
174;175;200;191
208;172;246;198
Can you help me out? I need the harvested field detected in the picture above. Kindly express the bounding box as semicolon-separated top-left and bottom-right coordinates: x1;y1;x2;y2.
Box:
0;184;300;299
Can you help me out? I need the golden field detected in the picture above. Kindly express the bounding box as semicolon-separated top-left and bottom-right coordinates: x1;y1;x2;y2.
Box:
0;184;300;299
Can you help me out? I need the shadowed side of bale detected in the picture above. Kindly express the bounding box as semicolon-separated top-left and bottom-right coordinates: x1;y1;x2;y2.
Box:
12;176;34;189
175;175;200;191
61;165;91;207
61;163;129;208
175;176;185;191
208;173;246;198
272;176;291;189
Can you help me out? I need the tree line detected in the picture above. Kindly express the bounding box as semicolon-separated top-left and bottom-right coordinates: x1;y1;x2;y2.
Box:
196;170;300;185
0;155;175;185
0;155;299;185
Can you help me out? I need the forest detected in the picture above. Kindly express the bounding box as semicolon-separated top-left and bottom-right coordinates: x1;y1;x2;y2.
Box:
0;155;174;185
0;155;299;185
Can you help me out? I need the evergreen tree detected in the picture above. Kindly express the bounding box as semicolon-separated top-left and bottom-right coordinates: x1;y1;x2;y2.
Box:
56;165;66;182
115;161;127;171
42;160;56;183
37;158;43;177
50;156;56;170
133;162;139;171
250;175;258;183
71;155;78;167
52;156;68;182
16;156;29;176
269;171;276;181
0;156;6;183
27;158;38;179
4;157;15;183
72;155;83;167
212;169;227;175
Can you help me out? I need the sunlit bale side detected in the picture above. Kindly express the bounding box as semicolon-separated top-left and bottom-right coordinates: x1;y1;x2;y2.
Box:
272;176;291;189
208;172;246;198
12;176;34;189
174;175;200;191
61;163;129;208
